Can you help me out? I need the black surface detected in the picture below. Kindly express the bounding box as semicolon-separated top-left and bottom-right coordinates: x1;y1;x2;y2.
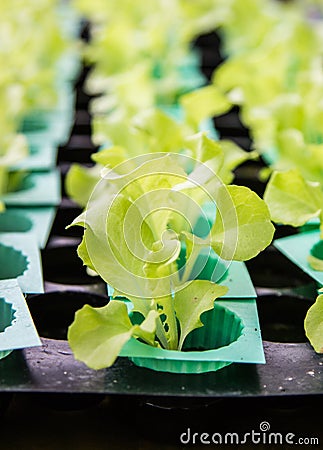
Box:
1;391;321;449
0;338;323;398
27;290;109;340
57;135;97;163
245;245;317;295
51;200;83;238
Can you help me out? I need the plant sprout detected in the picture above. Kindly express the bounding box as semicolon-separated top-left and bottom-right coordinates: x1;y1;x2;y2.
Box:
67;153;274;369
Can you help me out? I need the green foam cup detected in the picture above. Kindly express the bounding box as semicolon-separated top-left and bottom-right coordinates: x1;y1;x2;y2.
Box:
120;299;265;374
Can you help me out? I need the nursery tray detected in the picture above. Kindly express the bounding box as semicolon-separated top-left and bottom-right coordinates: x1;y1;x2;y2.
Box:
0;233;44;294
0;279;41;357
0;207;56;249
274;230;323;287
21;87;75;147
11;134;58;172
56;49;82;84
20;112;71;143
21;121;73;149
0;338;322;398
0;170;61;207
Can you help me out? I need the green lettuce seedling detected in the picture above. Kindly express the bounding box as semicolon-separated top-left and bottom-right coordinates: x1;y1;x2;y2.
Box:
265;169;323;355
305;293;323;354
264;168;323;269
67;153;274;369
68;281;228;369
66;108;257;207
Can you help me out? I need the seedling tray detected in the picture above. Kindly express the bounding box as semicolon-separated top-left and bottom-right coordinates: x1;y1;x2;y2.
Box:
0;170;61;207
1;257;320;398
20;109;70;135
274;230;323;287
0;338;322;398
1;36;323;421
10;134;58;171
0;233;44;294
0;207;56;249
20;86;75;147
0;279;41;359
56;49;82;84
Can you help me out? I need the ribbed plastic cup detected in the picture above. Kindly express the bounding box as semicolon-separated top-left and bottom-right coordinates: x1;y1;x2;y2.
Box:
129;303;244;374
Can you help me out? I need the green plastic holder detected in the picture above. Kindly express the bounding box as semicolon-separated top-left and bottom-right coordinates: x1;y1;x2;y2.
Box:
56;1;83;40
55;83;76;117
177;49;206;93
153;49;205;94
56;49;82;84
176;64;206;95
120;298;264;373
21;83;75;146
0;207;56;249
11;133;58;171
0;169;61;207
261;147;278;166
0;233;44;294
274;230;323;287
0;279;41;360
20;110;73;148
300;217;320;233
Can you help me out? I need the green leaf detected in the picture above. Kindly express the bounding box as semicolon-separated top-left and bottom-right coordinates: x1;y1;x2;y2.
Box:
210;184;274;260
101;154;187;241
68;300;159;370
120;296;169;349
305;294;323;353
91;146;128;168
132;108;186;152
220;139;258;172
77;236;97;273
65;164;102;207
264;169;323;227
174;280;228;350
183;132;224;171
73;155;188;299
218;139;258;184
180;85;232;128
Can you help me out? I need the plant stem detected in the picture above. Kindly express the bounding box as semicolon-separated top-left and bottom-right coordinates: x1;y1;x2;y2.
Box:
320;212;323;240
0;167;8;196
155;315;170;349
157;295;178;350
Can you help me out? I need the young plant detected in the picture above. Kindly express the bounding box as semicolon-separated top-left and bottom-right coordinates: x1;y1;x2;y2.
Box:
66;108;257;207
67;153;274;369
243;81;323;183
305;292;323;354
264;168;323;269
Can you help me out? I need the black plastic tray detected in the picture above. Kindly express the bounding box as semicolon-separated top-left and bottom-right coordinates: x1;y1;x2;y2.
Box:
0;338;322;399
